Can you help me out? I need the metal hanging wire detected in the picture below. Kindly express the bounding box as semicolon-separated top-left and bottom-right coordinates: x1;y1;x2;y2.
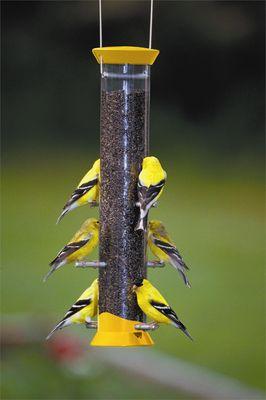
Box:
98;0;154;50
149;0;154;49
99;0;103;73
99;0;103;48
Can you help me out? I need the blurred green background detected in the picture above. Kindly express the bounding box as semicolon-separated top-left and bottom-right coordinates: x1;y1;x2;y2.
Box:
1;1;265;399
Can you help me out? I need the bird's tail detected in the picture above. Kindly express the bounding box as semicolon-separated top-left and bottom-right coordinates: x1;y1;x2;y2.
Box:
177;269;191;288
174;320;193;341
135;218;145;231
169;251;189;270
46;319;69;340
43;263;60;282
56;208;69;224
169;257;191;287
135;213;148;232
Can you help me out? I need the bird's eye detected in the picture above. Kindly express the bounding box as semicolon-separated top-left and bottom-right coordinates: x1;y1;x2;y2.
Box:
134;278;143;287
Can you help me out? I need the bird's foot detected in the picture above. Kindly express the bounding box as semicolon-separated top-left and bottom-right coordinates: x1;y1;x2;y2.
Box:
152;201;158;208
75;261;106;269
85;321;98;329
90;201;99;208
135;322;159;331
147;260;165;268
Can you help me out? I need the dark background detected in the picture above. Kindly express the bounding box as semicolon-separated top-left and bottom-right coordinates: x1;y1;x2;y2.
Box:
2;0;264;157
1;1;265;399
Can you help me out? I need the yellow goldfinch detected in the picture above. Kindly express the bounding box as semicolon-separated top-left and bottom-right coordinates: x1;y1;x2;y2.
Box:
148;220;190;287
135;156;166;231
46;278;98;339
133;278;192;339
57;159;100;223
44;218;99;281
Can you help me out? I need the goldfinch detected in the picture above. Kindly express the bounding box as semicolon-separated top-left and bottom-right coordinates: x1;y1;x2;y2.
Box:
133;278;192;339
57;159;100;223
135;156;166;231
46;278;98;339
148;220;190;287
44;218;99;281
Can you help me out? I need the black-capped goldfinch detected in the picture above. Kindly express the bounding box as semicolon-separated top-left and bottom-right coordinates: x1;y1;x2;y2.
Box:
57;159;100;223
46;278;98;339
135;156;166;231
148;220;190;287
44;218;99;281
133;278;192;340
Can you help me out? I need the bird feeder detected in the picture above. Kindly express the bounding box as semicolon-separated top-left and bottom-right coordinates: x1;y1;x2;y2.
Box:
90;46;159;346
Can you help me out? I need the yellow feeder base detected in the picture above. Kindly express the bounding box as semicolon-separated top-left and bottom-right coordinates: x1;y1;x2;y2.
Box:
90;312;154;347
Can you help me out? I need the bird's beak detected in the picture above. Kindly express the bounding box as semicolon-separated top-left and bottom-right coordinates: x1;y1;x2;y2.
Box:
132;285;137;292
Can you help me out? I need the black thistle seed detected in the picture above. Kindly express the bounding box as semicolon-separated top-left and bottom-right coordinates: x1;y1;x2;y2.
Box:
99;89;148;321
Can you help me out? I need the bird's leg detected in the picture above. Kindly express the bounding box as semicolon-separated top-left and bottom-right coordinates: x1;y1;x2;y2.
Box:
75;261;106;269
85;321;98;329
90;201;99;208
135;322;159;331
147;260;165;268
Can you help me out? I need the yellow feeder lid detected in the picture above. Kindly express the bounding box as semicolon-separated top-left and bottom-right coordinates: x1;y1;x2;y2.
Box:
92;46;159;65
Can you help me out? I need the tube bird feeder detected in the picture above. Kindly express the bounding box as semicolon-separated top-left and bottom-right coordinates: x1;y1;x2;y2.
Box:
90;47;159;347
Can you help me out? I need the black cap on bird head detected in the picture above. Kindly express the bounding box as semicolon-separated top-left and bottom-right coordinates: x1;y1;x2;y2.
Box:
134;278;144;287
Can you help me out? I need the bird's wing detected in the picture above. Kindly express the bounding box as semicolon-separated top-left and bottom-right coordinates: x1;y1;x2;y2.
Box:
61;298;92;322
50;238;91;267
151;237;189;270
156;225;171;240
46;298;92;339
65;178;98;208
150;300;180;324
137;179;165;209
150;300;192;339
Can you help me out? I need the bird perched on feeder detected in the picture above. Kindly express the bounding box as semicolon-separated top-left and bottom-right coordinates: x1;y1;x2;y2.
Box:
46;278;98;339
133;278;192;340
57;158;100;223
148;220;191;287
135;156;166;231
44;218;99;281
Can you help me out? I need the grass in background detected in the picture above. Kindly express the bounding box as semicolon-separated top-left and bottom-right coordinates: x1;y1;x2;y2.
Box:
2;346;190;400
1;149;265;398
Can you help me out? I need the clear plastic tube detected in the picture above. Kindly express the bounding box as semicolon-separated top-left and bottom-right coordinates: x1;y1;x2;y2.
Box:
101;64;150;150
99;63;150;321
